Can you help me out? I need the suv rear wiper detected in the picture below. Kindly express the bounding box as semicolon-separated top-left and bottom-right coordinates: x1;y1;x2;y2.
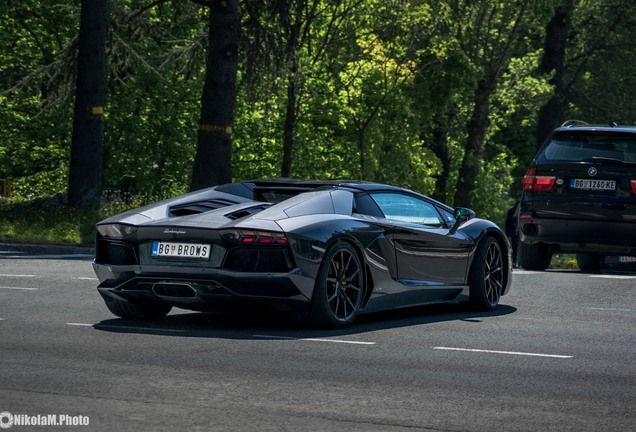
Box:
584;157;635;165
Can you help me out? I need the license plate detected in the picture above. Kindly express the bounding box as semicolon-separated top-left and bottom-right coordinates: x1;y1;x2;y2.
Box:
570;179;616;191
619;256;636;263
151;241;211;259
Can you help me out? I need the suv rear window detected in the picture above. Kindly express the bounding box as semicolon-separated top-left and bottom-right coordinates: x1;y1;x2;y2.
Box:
542;133;636;163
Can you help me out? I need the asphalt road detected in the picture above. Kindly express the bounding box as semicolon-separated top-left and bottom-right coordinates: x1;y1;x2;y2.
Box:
0;250;634;431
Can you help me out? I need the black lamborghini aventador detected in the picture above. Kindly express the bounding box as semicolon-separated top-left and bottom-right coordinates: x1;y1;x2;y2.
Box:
93;179;512;328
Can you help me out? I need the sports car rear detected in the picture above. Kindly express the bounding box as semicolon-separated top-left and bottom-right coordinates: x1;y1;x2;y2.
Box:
93;212;315;312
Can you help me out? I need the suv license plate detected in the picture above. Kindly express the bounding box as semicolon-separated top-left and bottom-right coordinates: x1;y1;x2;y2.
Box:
151;242;211;259
570;179;616;191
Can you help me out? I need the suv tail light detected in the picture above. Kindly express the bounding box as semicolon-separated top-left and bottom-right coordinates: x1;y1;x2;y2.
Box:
523;167;556;192
631;180;636;194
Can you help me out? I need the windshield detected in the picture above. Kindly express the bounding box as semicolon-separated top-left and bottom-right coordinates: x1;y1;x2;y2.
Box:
542;133;636;163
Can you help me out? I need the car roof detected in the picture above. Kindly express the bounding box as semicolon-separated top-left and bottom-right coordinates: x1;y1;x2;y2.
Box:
242;178;405;193
554;121;636;135
214;179;453;213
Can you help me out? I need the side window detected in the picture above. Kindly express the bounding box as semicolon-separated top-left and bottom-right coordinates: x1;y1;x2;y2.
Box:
439;207;456;227
353;193;384;217
370;193;445;227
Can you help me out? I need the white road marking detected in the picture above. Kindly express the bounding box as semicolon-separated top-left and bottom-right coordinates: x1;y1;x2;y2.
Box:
66;323;94;327
24;254;94;259
433;347;572;359
584;307;633;312
77;277;98;281
589;275;636;279
0;274;36;278
253;334;376;345
0;253;93;259
0;286;38;291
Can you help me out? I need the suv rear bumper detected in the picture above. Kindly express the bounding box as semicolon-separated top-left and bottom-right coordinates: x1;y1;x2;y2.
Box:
519;217;636;255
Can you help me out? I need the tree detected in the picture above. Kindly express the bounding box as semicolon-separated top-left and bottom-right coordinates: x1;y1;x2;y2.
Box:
0;1;79;197
67;0;107;210
8;0;636;222
534;0;574;150
562;0;636;123
242;0;364;178
453;0;533;208
189;0;239;191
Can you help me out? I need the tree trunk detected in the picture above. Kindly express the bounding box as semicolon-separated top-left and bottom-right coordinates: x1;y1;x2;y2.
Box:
430;126;451;203
280;0;305;178
281;77;297;177
190;0;239;191
454;79;492;208
534;1;573;150
67;0;106;210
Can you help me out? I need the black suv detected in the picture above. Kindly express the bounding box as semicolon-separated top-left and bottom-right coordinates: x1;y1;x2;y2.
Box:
518;120;636;271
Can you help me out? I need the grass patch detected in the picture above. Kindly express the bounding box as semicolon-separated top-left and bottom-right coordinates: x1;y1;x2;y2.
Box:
0;195;90;243
0;192;145;244
549;253;578;270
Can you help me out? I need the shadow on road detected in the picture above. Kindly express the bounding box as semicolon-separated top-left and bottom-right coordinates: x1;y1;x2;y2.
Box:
92;302;517;340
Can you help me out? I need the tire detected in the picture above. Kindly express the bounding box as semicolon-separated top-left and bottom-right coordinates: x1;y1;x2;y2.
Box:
103;297;172;320
519;241;552;271
576;253;603;272
310;241;364;328
468;237;504;311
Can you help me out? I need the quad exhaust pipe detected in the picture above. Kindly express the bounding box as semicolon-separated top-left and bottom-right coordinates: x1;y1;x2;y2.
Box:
152;282;197;298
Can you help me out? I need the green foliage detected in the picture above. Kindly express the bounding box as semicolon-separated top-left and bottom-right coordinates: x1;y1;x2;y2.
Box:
10;166;68;200
472;151;515;224
0;1;77;197
3;0;636;243
488;50;553;176
233;93;285;180
0;194;83;243
103;72;198;200
550;254;578;270
0;189;151;244
565;0;636;123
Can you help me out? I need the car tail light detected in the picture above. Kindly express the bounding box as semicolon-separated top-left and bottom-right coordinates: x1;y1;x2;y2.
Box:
631;180;636;194
523;167;556;192
221;229;288;245
97;224;138;239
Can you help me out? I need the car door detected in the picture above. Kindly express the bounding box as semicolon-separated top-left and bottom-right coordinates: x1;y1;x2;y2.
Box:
367;192;473;286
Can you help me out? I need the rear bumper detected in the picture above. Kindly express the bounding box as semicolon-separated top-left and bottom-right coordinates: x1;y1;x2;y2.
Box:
93;261;315;311
518;217;636;255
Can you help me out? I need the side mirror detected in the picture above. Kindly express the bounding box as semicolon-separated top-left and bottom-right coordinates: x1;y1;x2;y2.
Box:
450;207;476;234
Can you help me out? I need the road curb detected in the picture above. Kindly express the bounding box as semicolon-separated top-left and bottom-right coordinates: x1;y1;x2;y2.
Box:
0;241;95;256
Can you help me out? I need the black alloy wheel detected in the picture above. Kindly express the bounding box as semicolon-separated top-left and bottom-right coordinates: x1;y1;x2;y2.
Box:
468;237;504;311
311;241;364;328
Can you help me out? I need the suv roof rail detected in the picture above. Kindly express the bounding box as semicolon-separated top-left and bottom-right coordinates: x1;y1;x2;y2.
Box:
561;119;589;128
